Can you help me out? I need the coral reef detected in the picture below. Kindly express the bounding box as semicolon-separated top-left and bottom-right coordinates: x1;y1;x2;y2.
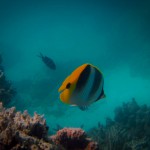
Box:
0;54;16;106
0;103;98;150
51;128;99;150
88;98;150;150
0;102;58;150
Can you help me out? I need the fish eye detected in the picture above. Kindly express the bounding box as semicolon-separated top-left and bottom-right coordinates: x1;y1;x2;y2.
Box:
66;83;71;89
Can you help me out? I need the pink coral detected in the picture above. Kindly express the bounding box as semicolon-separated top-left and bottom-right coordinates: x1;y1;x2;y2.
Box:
51;128;99;150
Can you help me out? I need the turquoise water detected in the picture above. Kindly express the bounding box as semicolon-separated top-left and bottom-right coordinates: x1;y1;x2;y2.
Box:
0;0;150;131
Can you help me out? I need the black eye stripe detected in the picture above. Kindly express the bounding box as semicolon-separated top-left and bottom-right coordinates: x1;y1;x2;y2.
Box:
66;83;71;89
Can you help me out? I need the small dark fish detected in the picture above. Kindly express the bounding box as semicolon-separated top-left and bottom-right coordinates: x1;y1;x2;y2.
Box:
38;53;56;70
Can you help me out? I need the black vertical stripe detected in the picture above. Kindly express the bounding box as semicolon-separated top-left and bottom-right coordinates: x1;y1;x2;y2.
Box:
75;64;91;92
95;86;104;101
88;67;102;99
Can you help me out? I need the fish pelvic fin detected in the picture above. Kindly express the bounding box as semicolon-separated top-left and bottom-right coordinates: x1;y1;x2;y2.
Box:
78;106;89;111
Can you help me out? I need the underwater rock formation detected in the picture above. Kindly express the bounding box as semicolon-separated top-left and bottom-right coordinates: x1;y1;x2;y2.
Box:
88;98;150;150
0;54;16;106
0;103;98;150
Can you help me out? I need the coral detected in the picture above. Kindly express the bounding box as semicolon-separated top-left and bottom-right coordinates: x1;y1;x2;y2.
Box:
51;128;99;150
88;123;127;150
0;103;98;150
52;123;84;133
0;103;59;150
124;137;149;150
114;98;150;139
88;122;106;148
0;54;16;106
88;98;150;150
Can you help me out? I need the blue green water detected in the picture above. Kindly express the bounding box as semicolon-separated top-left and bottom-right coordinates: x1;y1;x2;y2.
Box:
0;0;150;131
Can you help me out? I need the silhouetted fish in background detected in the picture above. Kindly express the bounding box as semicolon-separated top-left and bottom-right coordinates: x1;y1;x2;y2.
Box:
38;53;56;70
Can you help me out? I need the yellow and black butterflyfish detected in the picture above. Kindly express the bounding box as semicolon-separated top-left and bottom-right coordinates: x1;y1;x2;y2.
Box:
58;63;105;110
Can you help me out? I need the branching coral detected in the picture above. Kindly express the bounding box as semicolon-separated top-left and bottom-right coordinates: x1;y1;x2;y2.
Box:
0;102;59;150
124;137;149;150
88;98;150;150
0;54;16;106
89;123;127;150
88;122;106;148
114;98;150;139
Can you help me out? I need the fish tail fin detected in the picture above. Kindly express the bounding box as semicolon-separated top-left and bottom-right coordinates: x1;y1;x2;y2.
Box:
37;52;43;58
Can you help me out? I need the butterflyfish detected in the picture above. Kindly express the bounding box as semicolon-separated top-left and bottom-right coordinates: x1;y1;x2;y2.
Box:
58;63;105;110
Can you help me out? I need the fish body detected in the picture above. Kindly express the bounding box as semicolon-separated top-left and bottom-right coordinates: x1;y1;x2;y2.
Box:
58;63;105;110
39;53;56;70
